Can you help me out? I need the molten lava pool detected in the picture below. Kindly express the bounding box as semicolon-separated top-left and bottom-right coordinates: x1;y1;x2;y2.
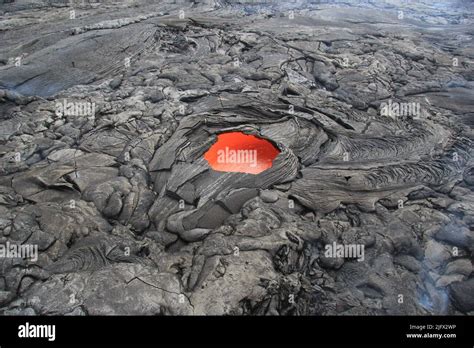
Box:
204;132;280;174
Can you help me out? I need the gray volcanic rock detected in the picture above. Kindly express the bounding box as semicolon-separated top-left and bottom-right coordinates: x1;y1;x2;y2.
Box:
449;278;474;313
0;0;473;316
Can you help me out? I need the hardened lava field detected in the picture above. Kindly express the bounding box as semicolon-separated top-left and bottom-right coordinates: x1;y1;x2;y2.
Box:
0;0;473;315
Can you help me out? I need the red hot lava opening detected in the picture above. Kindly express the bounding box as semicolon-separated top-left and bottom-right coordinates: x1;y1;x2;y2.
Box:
204;132;280;175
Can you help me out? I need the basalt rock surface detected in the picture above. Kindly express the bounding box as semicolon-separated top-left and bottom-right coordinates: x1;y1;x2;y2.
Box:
0;0;473;315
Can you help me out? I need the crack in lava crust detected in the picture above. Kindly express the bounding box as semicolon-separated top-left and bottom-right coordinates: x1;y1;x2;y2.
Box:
203;132;280;174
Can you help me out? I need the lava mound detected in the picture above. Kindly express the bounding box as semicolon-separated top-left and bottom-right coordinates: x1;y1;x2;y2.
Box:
147;100;472;242
148;103;301;238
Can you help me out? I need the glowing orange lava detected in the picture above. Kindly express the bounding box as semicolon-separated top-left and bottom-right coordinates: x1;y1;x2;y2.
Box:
204;132;280;174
